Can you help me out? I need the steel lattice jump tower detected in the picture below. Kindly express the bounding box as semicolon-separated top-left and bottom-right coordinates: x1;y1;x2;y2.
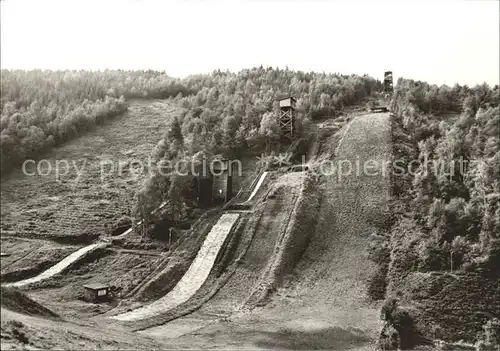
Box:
279;96;296;140
384;71;394;93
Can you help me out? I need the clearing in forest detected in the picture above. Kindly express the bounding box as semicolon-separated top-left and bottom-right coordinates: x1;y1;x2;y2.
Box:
0;100;177;242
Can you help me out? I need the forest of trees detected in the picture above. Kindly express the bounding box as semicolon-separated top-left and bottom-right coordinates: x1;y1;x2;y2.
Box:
0;69;195;175
388;78;499;275
1;68;381;177
132;67;383;235
153;67;382;159
1;67;382;236
372;78;500;349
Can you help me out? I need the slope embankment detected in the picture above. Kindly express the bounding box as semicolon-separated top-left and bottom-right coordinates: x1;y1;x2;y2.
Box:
278;112;392;334
104;171;269;322
137;169;318;337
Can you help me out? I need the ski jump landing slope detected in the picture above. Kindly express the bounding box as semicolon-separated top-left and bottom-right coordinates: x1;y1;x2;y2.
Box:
112;213;240;321
256;112;392;335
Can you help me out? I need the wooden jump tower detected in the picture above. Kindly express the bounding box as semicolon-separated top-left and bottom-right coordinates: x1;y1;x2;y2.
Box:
384;71;394;93
279;96;296;140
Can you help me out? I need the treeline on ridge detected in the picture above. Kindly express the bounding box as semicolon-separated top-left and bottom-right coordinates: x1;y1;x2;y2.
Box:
373;77;499;347
1;68;380;177
0;69;194;176
388;78;499;275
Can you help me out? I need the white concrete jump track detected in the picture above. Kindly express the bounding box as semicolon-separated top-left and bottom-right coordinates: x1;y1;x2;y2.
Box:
1;202;170;288
110;169;267;321
4;242;106;288
4;169;263;322
112;213;240;321
245;171;268;203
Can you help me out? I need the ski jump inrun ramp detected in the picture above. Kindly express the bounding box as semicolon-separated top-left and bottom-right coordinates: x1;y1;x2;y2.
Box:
112;213;240;321
3;170;268;323
112;171;268;321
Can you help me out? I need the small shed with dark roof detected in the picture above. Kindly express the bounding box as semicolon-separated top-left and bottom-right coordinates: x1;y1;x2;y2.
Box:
83;283;110;302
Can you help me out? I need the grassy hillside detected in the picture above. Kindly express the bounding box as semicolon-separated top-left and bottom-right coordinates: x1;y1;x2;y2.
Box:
1;237;77;283
0;100;177;241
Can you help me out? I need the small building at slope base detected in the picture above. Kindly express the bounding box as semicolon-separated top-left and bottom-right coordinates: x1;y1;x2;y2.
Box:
82;283;110;302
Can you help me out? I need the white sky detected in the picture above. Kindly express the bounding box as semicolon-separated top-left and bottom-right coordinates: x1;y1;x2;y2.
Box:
1;0;499;86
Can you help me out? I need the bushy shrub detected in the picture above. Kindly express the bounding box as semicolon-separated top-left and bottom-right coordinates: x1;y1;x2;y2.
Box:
368;232;391;300
369;265;389;300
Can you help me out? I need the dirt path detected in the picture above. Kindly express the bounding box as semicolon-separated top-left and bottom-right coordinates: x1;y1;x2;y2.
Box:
112;213;240;321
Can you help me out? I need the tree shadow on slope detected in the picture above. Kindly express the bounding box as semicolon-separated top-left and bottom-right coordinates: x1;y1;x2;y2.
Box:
0;287;60;320
254;326;371;350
